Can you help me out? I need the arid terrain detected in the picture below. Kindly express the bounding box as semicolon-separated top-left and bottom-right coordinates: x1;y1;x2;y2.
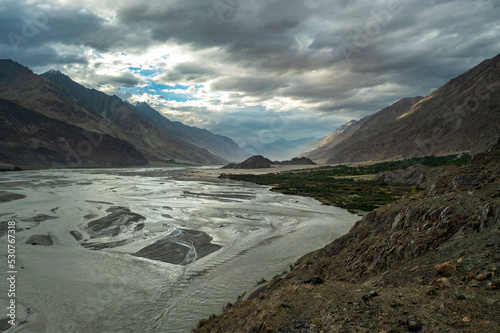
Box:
194;140;500;332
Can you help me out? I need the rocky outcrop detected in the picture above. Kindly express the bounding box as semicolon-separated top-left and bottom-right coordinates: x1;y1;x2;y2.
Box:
374;165;456;186
222;155;274;169
223;155;316;169
279;157;316;166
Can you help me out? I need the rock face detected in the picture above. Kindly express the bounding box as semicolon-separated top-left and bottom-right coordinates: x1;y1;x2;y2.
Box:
305;53;500;164
222;155;316;169
279;157;316;166
195;139;500;333
222;155;274;169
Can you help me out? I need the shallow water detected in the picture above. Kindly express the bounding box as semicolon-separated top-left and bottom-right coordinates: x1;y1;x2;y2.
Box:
0;167;358;332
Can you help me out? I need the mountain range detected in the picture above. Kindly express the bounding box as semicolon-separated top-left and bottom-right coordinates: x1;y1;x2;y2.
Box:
2;53;500;169
133;102;248;163
0;60;249;167
243;136;319;161
305;54;500;164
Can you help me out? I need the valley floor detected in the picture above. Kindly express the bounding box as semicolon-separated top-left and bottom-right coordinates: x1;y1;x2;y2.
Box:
0;167;358;332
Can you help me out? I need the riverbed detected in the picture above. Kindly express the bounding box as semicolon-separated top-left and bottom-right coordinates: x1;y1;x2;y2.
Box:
0;167;358;332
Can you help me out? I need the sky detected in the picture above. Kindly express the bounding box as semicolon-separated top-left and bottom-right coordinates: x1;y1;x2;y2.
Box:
1;0;500;148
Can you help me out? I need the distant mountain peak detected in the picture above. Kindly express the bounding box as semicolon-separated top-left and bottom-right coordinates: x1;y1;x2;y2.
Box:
242;136;320;161
43;69;63;77
134;101;250;162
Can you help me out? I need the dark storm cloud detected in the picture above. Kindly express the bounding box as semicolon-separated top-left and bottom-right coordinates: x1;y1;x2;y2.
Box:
160;62;219;83
105;73;143;87
1;0;499;142
0;0;152;67
0;44;88;69
115;0;500;113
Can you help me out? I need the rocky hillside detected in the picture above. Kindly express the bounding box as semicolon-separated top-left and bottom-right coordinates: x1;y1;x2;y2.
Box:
195;140;500;332
222;155;274;169
306;97;424;162
40;68;225;164
279;157;316;166
0;59;234;167
42;70;248;164
0;60;107;134
305;53;500;164
134;102;249;163
0;99;147;167
223;156;316;169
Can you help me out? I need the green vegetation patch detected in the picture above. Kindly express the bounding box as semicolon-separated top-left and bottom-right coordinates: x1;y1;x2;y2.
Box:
222;172;419;213
315;154;471;176
0;166;22;172
220;155;470;212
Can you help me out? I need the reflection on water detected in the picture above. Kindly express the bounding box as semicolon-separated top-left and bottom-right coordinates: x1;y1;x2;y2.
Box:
0;167;358;332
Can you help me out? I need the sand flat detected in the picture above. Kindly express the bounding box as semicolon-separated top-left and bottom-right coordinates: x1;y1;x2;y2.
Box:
184;164;323;180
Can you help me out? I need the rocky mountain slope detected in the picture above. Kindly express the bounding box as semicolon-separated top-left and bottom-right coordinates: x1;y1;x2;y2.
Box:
39;68;225;164
196;139;500;333
305;53;500;164
0;60;108;134
245;137;319;161
0;59;239;167
0;99;147;167
41;69;248;163
306;97;424;162
134;102;249;163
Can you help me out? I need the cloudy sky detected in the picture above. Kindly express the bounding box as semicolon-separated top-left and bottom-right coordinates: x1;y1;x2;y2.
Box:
1;0;499;147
